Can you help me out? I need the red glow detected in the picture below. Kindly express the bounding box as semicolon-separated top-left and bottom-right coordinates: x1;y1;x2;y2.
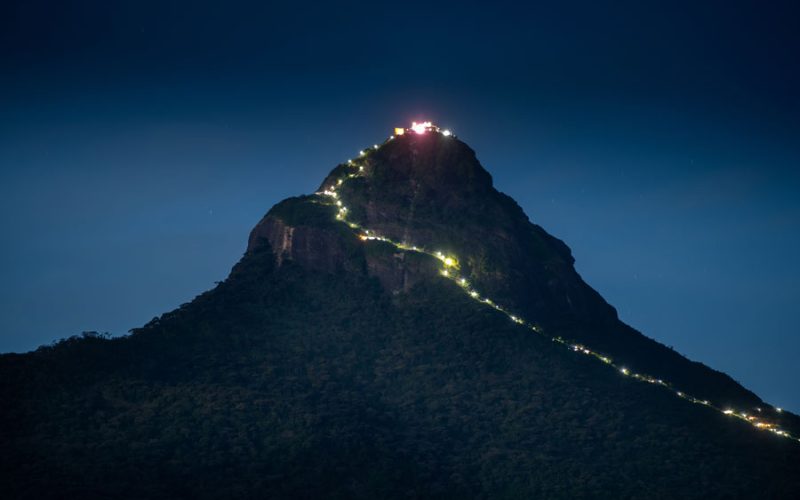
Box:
411;121;432;134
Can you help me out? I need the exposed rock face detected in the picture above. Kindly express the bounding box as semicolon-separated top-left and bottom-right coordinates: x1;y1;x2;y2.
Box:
247;212;441;293
248;216;295;264
247;215;350;273
362;244;443;293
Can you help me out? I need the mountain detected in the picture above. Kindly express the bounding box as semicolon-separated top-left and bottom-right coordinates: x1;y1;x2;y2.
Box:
2;123;799;499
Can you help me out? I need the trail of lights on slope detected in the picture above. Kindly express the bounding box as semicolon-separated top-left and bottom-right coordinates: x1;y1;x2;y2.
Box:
314;124;799;444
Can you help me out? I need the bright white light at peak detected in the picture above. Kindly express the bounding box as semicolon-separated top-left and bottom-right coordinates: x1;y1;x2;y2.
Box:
359;150;365;156
411;121;433;134
620;367;629;375
374;144;379;149
443;257;456;267
442;129;452;137
723;409;734;415
777;407;783;412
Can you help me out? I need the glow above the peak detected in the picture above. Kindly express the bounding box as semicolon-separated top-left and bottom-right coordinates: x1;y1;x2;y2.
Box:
398;122;451;137
411;121;433;134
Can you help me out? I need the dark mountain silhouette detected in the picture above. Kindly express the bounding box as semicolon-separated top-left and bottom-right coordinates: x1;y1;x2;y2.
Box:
2;124;799;499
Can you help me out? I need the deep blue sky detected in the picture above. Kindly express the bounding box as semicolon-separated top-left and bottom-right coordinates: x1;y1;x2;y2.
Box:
2;1;799;411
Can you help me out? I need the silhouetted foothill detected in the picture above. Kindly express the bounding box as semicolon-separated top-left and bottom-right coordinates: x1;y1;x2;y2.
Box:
2;125;799;499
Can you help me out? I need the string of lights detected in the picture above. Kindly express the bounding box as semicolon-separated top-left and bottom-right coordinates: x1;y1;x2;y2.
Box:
314;122;799;444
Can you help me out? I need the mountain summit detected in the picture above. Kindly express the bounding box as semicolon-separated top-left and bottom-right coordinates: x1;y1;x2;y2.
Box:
2;122;800;498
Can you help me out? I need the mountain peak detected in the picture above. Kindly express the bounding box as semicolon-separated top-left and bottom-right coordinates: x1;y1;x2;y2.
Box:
246;122;800;438
321;122;493;198
252;123;597;320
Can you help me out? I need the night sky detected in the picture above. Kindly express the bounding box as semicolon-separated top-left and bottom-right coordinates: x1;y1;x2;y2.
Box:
2;1;799;411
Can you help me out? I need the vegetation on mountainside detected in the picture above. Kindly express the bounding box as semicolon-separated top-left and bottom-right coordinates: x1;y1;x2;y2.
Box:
2;247;799;499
